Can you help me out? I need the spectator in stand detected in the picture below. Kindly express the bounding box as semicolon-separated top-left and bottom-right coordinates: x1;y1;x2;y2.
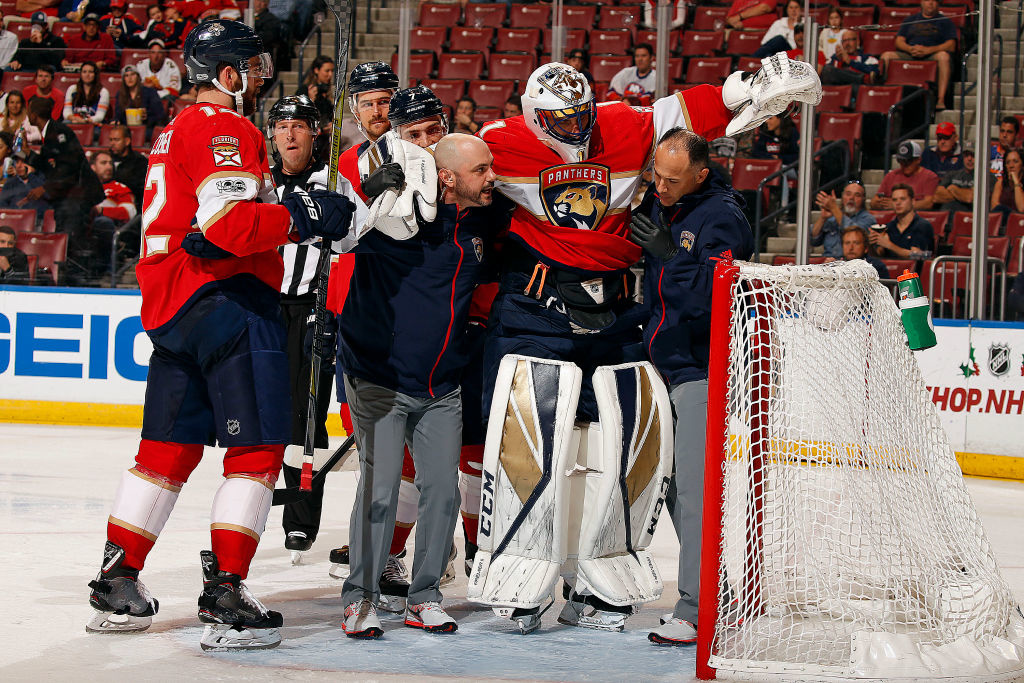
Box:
812;181;875;259
299;56;335;125
0;225;30;285
136;39;181;102
752;113;799;210
0;150;50;218
9;12;66;73
102;0;142;51
63;13;117;72
608;43;656;105
56;0;107;23
934;145;975;213
990;116;1019;177
0;10;18;70
870;183;934;258
134;5;169;48
565;49;594;87
107;123;146;211
726;0;778;30
872;141;939;211
63;61;110;125
755;0;802;58
819;7;844;61
88;149;137;274
990;148;1024;219
786;24;825;73
23;66;64;122
0;131;13;172
155;1;193;49
453;96;479;135
921;121;962;175
503;95;522;119
881;0;957;110
836;225;889;278
112;64;166;130
820;30;880;88
0;91;28;136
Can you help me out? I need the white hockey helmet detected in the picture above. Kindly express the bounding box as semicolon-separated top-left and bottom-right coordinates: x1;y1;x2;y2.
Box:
522;62;595;164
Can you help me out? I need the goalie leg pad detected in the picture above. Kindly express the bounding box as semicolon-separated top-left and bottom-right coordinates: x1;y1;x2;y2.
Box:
572;362;672;607
467;354;582;609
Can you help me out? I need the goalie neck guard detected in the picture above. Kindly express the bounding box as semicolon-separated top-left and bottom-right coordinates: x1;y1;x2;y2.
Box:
183;20;273;113
347;61;400;139
522;62;595;164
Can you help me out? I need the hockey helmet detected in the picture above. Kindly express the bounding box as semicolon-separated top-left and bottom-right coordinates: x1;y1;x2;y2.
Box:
266;94;321;136
183;20;272;112
522;62;595;164
387;85;448;130
347;61;399;139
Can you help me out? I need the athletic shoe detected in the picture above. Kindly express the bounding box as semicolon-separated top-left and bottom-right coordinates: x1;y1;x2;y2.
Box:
405;601;457;633
648;615;697;645
343;598;383;639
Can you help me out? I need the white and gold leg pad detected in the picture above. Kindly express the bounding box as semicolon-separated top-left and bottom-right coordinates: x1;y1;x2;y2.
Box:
210;476;274;540
108;468;180;541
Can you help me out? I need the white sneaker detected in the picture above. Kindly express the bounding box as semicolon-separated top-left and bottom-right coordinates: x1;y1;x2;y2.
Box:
405;601;457;633
648;615;697;645
343;598;383;639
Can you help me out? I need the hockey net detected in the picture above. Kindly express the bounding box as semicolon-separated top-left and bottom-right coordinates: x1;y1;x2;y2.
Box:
696;260;1024;681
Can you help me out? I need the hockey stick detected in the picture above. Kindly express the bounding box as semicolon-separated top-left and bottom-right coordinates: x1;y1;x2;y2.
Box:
298;0;352;491
272;433;356;506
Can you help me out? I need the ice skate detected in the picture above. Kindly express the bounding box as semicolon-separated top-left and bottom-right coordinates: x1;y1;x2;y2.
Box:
556;586;634;632
405;601;457;633
328;545;349;579
648;615;697;645
508;594;554;635
197;550;282;651
377;551;409;613
440;543;457;587
343;598;383;639
285;531;312;565
463;539;476;578
87;541;159;633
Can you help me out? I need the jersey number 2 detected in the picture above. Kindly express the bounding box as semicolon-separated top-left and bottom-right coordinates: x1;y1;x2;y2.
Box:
142;164;169;255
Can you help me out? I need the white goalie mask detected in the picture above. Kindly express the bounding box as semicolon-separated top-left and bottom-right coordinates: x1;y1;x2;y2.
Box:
522;62;596;164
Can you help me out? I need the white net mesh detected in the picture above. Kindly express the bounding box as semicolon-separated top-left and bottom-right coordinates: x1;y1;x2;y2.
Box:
707;260;1021;680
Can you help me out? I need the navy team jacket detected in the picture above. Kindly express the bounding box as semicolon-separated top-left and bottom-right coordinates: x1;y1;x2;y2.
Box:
640;173;754;386
338;200;500;398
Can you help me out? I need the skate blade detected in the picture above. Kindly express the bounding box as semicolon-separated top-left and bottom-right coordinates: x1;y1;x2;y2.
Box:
199;624;281;651
376;594;407;614
328;563;349;580
290;550;304;566
556;605;626;632
86;611;152;633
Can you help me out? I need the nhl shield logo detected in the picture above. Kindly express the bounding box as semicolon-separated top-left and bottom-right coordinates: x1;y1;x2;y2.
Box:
540;163;610;231
226;419;240;436
988;343;1011;377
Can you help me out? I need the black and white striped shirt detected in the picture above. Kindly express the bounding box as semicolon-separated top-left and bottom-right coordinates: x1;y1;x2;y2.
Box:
274;160;331;299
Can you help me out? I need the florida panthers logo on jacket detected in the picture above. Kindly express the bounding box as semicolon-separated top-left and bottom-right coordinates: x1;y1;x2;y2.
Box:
540;163;610;231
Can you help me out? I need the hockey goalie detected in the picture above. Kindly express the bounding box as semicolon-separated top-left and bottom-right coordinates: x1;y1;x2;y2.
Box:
467;54;822;633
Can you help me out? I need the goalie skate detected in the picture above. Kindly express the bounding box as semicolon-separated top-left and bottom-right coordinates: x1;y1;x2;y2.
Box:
328;545;349;579
197;550;282;651
723;53;821;136
556;587;635;632
87;541;158;633
440;544;457;587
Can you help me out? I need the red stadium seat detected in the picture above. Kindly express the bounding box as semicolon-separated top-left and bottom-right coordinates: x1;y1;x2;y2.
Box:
590;55;632;82
773;255;796;265
40;210;56;234
732;158;782;190
879;6;916;28
98;124;145;148
692;5;729;31
881;259;913;277
495;28;540;54
418;3;462;27
598;5;642;32
437;52;485;80
636;30;681;54
561;5;597;30
421;79;466;108
855;85;902;113
592;81;610;101
0;208;36;234
860;31;898;55
818;112;863;160
50;22;82;42
680;30;724;57
54;72;79;93
392;53;435;84
409;26;447;58
1005;213;1024;241
953;236;1009;261
947;211;1001;242
725;29;766;55
2;72;36;93
468;80;515;109
448;27;494;57
464;2;506;28
1009;236;1024;276
685;57;731;85
15;232;67;285
508;3;550;29
120;48;149;69
543;28;586;53
842;7;877;25
9;23;32;42
125;3;147;24
100;73;121;94
476;106;501;122
735;56;762;73
589;29;632;55
916;210;950;243
870;210;896;225
488;53;536;81
886;60;938;86
66;122;94;146
819;85;853;111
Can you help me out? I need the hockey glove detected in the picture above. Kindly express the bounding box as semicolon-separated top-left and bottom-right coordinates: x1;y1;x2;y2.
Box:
283;188;357;242
630;212;677;262
181;232;233;259
303;309;338;360
362;162;405;200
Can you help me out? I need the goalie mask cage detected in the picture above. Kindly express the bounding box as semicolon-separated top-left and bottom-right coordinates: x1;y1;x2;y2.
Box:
695;260;1024;681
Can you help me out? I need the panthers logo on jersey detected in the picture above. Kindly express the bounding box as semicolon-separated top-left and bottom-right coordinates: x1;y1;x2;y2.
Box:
539;162;610;231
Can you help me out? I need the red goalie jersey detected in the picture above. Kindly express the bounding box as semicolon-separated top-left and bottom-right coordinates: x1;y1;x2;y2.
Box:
480;84;732;272
136;103;293;331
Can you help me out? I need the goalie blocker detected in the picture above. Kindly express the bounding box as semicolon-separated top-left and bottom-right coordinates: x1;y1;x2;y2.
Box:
468;355;672;632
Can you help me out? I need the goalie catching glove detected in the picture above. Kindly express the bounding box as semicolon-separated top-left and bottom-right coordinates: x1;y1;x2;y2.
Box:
283;188;357;242
361;131;438;242
722;52;822;136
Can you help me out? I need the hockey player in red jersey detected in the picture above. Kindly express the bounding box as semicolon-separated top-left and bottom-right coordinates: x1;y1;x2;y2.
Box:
85;20;356;651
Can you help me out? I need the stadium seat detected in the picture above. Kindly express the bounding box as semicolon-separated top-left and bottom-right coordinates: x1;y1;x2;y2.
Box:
24;253;36;283
680;30;724;57
593;82;610;101
464;3;506;28
171;99;192;118
2;72;36;93
100;73;121;94
54;72;79;93
67;122;95;147
1009;236;1024;276
818;112;863;161
886;60;938;87
842;7;877;25
881;259;914;277
598;5;642;32
468;80;515;109
561;5;597;30
953;236;1010;261
692;5;729;31
392;53;435;83
488;53;536;82
437;52;484;80
15;232;67;285
98;124;145;148
421;79;466;108
1005;213;1024;241
590;55;632;83
860;31;899;55
637;29;681;54
735;56;762;73
40;210;56;234
418;3;462;27
732;158;782;190
663;57;683;82
917;210;950;243
543;28;586;53
685;57;731;85
773;255;796;265
589;29;632;55
120;48;149;69
508;3;550;29
495;28;540;54
9;23;32;42
410;26;447;58
476;106;501;122
725;29;765;55
855;85;902;113
50;22;82;42
819;85;853;111
125;3;147;23
448;27;494;57
947;212;1003;243
0;208;36;234
869;210;896;226
879;6;916;28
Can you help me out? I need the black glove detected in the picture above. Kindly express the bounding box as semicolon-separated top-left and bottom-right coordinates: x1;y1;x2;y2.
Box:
303;309;338;359
181;232;233;259
630;212;678;261
362;162;405;199
283;188;357;242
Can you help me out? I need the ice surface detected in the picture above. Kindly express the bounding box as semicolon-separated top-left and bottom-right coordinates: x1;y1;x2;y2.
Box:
0;424;1021;682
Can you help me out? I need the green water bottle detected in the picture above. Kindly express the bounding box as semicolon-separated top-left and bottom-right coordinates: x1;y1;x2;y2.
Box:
897;270;936;350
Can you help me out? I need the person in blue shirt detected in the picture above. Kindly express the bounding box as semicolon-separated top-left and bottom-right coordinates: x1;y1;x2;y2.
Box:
811;181;875;259
0;149;50;218
881;0;957;108
870;183;935;258
921;122;963;175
